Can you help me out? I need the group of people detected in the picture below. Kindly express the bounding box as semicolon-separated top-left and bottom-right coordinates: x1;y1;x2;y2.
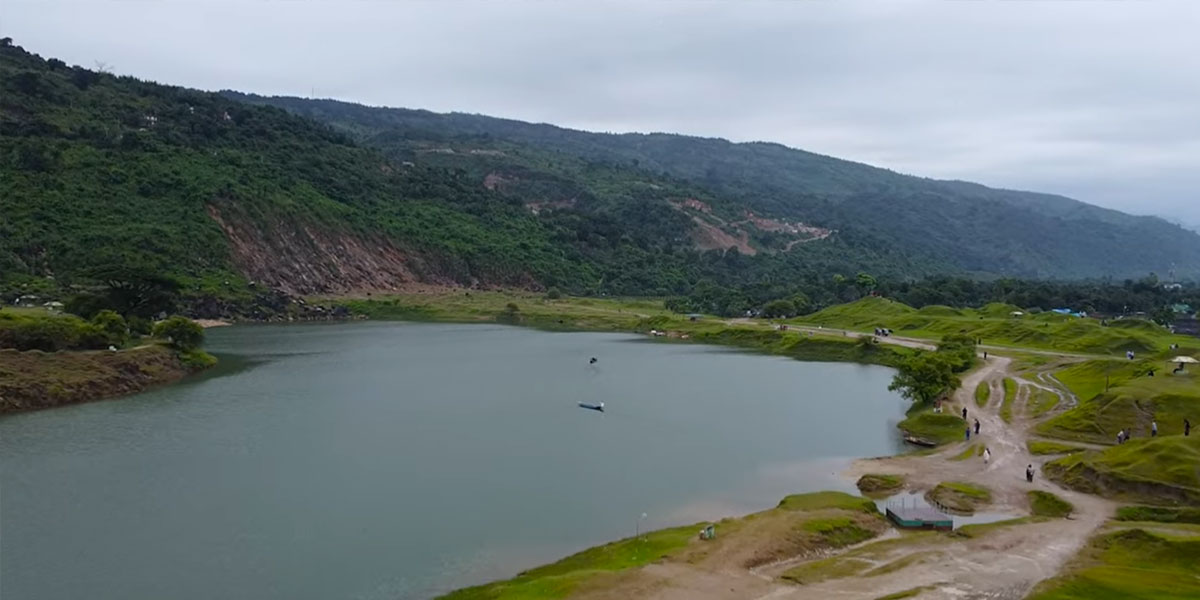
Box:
1116;418;1192;443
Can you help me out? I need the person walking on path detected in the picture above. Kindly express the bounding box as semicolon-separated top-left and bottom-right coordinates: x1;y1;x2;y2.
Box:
965;425;971;441
974;418;980;435
1152;420;1158;437
983;447;991;465
1026;464;1035;483
962;406;968;420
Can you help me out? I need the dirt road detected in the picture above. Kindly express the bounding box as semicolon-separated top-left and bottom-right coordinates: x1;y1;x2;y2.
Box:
574;352;1114;600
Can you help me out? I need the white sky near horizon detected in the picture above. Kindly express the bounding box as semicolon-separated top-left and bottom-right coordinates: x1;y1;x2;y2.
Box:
6;1;1200;225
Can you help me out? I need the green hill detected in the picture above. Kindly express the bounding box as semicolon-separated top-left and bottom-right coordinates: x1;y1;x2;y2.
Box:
225;92;1200;281
0;41;946;313
7;39;1200;318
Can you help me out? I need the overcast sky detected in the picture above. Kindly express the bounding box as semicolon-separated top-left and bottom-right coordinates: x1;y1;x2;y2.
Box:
7;1;1200;224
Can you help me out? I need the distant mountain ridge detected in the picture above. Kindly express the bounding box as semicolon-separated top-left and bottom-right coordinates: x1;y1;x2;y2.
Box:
226;92;1200;280
3;40;1198;318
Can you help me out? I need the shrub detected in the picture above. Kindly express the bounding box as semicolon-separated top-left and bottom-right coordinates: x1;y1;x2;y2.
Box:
545;287;562;300
91;309;129;346
152;316;204;350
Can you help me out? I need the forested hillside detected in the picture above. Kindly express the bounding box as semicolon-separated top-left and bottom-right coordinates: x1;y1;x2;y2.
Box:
0;41;942;315
227;93;1200;280
4;39;1199;320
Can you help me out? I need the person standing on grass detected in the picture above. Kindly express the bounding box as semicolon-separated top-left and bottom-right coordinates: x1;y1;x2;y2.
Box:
1185;418;1191;436
1152;420;1158;437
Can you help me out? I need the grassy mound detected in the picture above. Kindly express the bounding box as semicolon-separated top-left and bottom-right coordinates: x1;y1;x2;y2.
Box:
926;482;992;514
1000;378;1018;423
777;491;879;513
1043;435;1200;505
974;381;990;408
916;305;962;317
1028;528;1200;599
856;474;905;496
1028;440;1086;455
898;412;966;445
1038;371;1200;444
1029;491;1074;518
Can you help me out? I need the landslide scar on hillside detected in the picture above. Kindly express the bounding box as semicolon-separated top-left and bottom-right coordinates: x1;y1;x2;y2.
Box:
206;204;437;295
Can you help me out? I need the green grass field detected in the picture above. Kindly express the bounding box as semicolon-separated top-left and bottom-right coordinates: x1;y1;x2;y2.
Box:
1038;368;1200;444
1028;528;1200;599
797;297;1198;356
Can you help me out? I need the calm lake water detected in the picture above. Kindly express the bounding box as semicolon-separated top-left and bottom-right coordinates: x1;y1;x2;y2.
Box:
0;322;907;600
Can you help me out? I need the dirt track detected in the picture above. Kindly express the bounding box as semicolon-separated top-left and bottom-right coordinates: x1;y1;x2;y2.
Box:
574;350;1114;600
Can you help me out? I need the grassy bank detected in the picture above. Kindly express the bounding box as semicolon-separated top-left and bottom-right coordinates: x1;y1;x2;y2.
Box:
437;492;884;600
1028;528;1200;599
0;344;211;414
337;292;914;368
1043;435;1200;505
797;297;1198;356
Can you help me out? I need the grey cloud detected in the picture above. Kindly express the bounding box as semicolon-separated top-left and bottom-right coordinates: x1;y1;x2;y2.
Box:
6;0;1198;221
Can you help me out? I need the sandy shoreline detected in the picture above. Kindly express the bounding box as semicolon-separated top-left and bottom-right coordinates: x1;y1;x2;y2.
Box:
194;319;232;328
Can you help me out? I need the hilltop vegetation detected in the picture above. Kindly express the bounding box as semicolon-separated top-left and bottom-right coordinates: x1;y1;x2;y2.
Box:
228;92;1200;282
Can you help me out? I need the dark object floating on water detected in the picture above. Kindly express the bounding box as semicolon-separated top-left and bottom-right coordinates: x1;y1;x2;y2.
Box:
903;435;937;447
578;402;605;412
589;357;598;364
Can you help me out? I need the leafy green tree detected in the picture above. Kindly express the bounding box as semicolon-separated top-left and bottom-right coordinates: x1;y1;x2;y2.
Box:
855;272;877;296
91;309;129;347
888;352;961;407
152;316;204;350
937;333;977;373
545;287;562;300
761;299;797;318
1152;307;1175;327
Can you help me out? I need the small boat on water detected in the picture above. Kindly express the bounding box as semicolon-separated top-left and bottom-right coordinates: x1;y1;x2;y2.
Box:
578;402;605;412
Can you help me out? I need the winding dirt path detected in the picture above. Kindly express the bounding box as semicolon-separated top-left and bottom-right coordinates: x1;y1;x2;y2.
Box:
574;351;1115;600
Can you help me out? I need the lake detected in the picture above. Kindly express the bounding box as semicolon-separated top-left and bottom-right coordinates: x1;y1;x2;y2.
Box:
0;322;908;600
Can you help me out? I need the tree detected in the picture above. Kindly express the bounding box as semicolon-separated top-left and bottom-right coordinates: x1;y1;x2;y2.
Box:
761;299;797;319
84;267;181;318
545;287;562;300
937;333;977;372
1152;307;1175;327
152;316;204;351
91;309;129;347
855;272;877;296
888;352;961;407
